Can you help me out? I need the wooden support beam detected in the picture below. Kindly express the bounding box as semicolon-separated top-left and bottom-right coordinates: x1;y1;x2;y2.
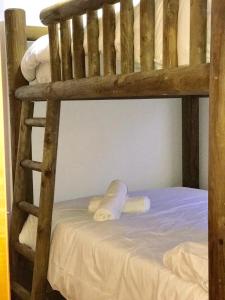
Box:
87;10;100;77
208;1;225;300
182;0;207;188
26;26;48;41
40;0;120;25
72;15;85;79
121;0;134;73
163;0;179;68
16;63;210;101
4;9;27;182
103;3;116;75
182;98;199;188
140;0;155;71
60;20;73;80
5;9;34;210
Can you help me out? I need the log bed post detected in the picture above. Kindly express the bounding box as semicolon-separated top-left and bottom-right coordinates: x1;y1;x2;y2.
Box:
4;9;33;199
209;0;225;299
182;0;207;188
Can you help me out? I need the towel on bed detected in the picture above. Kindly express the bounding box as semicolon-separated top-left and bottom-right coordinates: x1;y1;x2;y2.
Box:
94;180;128;221
163;242;208;291
88;195;150;213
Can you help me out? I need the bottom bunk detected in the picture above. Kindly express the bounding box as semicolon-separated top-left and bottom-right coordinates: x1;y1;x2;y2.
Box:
19;187;208;300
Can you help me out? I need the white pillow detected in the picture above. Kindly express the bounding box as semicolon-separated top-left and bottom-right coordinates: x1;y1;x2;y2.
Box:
21;35;50;82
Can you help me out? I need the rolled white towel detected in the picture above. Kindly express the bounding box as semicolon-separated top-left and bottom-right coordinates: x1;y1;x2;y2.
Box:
89;196;150;214
94;180;127;221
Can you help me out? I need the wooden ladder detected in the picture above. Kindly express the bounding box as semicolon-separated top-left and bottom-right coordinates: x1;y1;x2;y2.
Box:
10;99;61;300
10;24;61;300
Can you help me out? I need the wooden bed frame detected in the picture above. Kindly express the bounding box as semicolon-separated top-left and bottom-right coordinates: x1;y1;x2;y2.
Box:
4;0;225;299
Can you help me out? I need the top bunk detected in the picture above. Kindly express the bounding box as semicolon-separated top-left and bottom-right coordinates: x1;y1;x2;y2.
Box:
10;0;213;101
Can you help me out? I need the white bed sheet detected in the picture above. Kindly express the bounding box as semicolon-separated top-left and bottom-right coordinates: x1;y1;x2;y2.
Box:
19;187;208;300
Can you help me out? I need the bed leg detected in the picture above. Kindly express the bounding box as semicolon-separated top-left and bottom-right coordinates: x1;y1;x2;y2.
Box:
182;97;199;188
209;1;225;299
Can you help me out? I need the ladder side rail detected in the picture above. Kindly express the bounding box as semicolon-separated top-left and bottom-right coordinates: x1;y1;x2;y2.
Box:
31;23;62;300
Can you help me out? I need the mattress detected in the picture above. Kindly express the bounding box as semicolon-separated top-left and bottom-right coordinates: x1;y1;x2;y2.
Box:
21;0;211;84
19;187;208;300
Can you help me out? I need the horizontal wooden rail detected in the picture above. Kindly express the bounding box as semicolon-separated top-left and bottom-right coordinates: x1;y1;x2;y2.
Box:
20;159;43;172
40;0;120;25
26;26;48;41
19;201;39;217
16;64;209;101
14;241;35;262
25;118;46;127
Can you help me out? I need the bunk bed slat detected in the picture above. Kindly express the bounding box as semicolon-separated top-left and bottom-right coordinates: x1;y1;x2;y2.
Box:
15;63;210;101
72;15;86;79
4;9;30;186
48;24;61;82
121;0;134;73
182;0;207;189
190;0;207;65
163;0;179;68
87;10;100;77
140;0;155;71
31;23;62;300
60;20;73;80
103;3;116;75
209;1;225;299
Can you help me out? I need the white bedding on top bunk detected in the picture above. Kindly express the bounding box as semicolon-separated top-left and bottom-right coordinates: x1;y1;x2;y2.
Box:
19;187;208;300
21;0;211;85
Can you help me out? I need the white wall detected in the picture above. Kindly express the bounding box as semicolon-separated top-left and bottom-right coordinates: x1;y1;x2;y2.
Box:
1;0;209;206
32;100;182;203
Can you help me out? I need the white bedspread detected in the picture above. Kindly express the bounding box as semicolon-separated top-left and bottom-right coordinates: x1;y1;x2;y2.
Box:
21;0;211;84
20;187;208;300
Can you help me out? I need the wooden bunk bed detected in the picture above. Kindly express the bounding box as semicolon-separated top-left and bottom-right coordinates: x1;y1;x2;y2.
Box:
4;0;225;299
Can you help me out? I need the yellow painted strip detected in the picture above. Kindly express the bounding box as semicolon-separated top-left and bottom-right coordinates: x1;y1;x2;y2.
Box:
0;44;10;299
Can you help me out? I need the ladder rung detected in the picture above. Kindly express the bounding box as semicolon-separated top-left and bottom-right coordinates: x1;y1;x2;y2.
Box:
19;201;39;217
14;241;35;262
21;159;43;172
11;281;31;300
25;117;46;127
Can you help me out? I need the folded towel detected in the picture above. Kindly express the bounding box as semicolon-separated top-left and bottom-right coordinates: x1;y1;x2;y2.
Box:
89;196;150;214
94;180;127;222
163;242;208;291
